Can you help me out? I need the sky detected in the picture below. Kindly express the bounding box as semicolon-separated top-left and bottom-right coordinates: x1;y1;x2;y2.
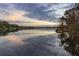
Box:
0;3;75;26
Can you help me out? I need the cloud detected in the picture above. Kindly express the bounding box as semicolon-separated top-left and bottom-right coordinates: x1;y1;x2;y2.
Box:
13;3;75;21
0;9;24;21
0;3;75;22
45;3;75;18
6;10;26;21
13;3;53;20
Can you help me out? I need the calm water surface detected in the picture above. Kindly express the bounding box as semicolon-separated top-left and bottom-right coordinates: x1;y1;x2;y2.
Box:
0;29;71;56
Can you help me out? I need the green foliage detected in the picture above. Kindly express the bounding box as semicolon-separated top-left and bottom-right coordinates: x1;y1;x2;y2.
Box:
0;21;20;34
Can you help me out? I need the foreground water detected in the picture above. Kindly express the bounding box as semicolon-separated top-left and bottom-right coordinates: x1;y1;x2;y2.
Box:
0;29;71;56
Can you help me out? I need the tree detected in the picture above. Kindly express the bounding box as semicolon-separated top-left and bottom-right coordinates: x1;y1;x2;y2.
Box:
57;4;79;55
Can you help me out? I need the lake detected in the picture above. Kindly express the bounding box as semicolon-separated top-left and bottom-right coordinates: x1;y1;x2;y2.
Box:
0;29;71;56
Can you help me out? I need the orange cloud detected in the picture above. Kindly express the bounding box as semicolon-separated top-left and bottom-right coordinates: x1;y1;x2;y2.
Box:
7;13;22;21
6;10;26;21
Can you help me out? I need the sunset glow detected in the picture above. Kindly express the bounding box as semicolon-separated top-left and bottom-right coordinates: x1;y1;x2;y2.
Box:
6;10;25;21
7;14;22;20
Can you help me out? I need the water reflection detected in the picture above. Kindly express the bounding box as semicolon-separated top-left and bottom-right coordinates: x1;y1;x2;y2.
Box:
0;29;70;56
58;33;79;56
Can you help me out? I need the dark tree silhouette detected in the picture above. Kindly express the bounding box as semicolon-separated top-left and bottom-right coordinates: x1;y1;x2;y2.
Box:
57;4;79;56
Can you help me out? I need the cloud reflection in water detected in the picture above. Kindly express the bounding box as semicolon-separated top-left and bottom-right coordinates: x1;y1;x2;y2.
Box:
0;29;70;56
0;30;57;46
